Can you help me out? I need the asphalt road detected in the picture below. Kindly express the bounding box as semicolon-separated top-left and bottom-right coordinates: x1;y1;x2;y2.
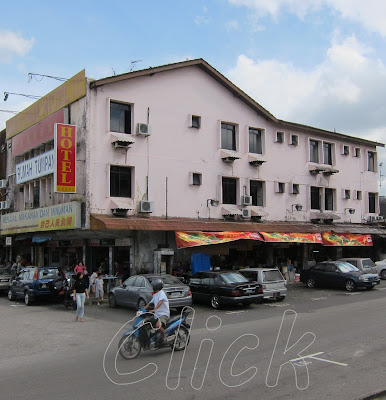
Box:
0;281;385;400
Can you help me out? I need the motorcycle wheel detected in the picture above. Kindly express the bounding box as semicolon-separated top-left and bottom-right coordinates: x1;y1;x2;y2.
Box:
119;334;142;360
172;326;190;351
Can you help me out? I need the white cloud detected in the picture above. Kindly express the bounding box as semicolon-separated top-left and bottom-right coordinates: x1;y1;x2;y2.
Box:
228;0;386;36
194;16;210;25
0;31;35;63
225;20;240;31
226;34;386;194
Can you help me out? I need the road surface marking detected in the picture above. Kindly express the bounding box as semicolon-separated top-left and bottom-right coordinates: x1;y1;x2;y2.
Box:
310;297;328;301
225;310;246;315
344;292;361;295
290;352;348;367
10;304;26;307
264;303;290;307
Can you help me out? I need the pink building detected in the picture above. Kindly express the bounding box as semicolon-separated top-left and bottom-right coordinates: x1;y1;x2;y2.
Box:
2;59;385;275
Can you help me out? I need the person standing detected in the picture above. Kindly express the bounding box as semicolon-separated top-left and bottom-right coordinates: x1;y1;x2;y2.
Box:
94;273;104;305
74;261;85;275
114;261;123;285
73;272;89;322
89;270;98;293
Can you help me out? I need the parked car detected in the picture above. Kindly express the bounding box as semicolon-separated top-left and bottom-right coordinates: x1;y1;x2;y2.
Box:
0;268;16;292
8;266;67;305
338;258;378;275
300;261;380;292
238;268;287;301
188;270;263;309
374;259;386;280
109;274;192;311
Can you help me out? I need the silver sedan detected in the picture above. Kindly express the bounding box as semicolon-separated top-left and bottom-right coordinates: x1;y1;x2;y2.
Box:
108;274;192;311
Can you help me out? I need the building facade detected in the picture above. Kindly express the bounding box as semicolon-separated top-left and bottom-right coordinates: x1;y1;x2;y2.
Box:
1;59;385;275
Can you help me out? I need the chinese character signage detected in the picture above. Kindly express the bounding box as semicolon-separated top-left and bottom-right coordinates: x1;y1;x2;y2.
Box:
0;202;81;235
54;123;76;193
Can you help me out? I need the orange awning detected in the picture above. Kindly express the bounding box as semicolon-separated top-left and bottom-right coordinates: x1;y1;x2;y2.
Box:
322;233;373;246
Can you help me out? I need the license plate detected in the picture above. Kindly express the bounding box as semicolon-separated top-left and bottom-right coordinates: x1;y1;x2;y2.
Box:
169;292;182;298
372;282;377;285
273;292;280;297
245;289;254;293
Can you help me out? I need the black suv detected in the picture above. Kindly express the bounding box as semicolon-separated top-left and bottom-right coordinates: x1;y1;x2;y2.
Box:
8;267;66;305
189;270;263;309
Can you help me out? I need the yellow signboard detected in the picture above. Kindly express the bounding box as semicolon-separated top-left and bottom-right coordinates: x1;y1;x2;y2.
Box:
6;70;86;139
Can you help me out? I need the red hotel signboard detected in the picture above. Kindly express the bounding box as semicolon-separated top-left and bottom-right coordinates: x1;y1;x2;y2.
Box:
54;123;76;193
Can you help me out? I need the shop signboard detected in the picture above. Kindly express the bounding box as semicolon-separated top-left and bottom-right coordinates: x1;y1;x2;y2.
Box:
259;232;323;244
0;201;82;235
54;123;76;193
322;233;373;246
15;149;55;184
175;231;264;249
5;237;12;246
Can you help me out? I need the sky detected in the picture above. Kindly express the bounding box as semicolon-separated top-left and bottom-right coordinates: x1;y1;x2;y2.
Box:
1;0;386;194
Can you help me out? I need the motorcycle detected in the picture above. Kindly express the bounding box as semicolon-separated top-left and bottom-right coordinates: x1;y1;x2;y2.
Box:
118;308;192;360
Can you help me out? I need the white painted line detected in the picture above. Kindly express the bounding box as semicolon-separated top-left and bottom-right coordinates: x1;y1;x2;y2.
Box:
290;352;348;367
10;304;26;307
225;311;246;315
344;292;361;295
377;287;386;291
264;303;290;307
311;297;328;301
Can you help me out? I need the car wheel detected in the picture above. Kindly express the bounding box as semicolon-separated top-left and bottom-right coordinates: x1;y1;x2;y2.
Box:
137;298;146;310
210;294;221;309
276;296;285;302
306;278;316;288
24;291;33;306
345;280;356;292
119;334;142;360
8;289;15;301
172;326;190;351
365;286;374;291
109;294;117;308
381;270;386;280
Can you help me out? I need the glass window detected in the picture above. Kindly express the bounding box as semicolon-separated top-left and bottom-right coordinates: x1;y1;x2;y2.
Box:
291;135;298;146
325;188;334;210
192;173;202;186
191;115;201;128
250;180;264;206
323;142;332;165
33;186;40;208
134;277;145;287
369;193;376;213
343;145;349;155
220;273;248;284
222;177;237;204
276;132;284;143
292;184;299;194
262;270;283;282
362;259;375;269
310;140;319;163
311;186;321;209
38;268;59;280
249;128;262;154
221;123;236;151
368;151;375;172
337;262;359;273
277;182;285;193
110;166;132;197
110;102;131;134
354;148;361;157
124;276;137;287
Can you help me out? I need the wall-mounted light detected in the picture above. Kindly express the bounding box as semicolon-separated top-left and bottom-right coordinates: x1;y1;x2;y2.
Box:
28;73;67;83
292;204;303;212
4;92;42;101
207;199;219;207
345;208;355;215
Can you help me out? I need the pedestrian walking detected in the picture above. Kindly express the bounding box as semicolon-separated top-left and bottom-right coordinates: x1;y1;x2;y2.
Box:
94;273;104;305
73;272;89;322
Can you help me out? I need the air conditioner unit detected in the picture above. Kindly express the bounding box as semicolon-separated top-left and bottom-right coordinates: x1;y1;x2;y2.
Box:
241;195;252;206
0;179;7;189
241;208;251;219
137;123;152;136
139;200;154;213
1;201;10;210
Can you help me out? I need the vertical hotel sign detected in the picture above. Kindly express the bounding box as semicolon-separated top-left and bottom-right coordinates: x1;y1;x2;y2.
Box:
54;123;76;193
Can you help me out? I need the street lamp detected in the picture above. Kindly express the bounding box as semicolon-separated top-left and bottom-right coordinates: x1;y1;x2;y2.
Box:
4;92;42;101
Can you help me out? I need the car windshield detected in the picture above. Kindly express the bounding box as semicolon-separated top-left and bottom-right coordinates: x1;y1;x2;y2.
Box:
362;259;375;268
148;275;182;285
38;268;59;279
337;262;360;273
220;273;249;284
0;268;12;275
262;270;283;282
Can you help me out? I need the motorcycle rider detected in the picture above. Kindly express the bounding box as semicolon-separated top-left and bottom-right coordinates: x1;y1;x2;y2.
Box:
144;278;170;345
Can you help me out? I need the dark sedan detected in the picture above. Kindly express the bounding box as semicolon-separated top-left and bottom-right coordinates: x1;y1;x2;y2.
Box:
300;261;380;292
188;270;263;309
0;268;15;292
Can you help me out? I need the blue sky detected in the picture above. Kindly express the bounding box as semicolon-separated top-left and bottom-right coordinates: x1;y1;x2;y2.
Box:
1;0;386;194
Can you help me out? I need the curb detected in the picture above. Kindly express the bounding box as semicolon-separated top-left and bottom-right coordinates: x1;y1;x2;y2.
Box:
358;389;386;400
